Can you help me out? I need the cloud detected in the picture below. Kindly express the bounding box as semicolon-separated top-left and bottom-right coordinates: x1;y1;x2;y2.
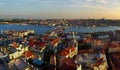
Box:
81;3;102;8
112;1;120;6
85;0;109;4
70;0;103;8
110;1;120;9
86;0;93;2
95;0;108;4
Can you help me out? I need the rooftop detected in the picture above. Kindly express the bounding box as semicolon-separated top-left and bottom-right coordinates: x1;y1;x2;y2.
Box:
60;58;76;70
50;38;60;46
75;53;108;68
59;46;75;56
23;51;33;58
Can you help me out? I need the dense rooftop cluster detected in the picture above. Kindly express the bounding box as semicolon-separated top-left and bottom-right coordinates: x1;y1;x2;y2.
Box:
0;28;120;70
1;18;120;27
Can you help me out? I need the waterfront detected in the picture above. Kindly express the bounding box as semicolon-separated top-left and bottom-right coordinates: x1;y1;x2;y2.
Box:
0;24;53;34
1;24;120;34
1;0;120;69
0;24;120;70
64;26;120;33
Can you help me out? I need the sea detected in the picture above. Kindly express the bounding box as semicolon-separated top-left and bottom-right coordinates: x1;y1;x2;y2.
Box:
0;24;53;34
1;24;120;34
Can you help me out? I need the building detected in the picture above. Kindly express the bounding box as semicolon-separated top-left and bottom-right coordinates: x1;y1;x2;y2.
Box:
108;42;120;53
59;46;76;59
50;54;57;70
75;53;108;70
50;38;60;47
59;58;82;70
50;54;56;66
8;58;28;70
58;32;78;64
70;32;78;54
0;51;9;70
7;43;28;60
22;51;33;59
29;42;46;60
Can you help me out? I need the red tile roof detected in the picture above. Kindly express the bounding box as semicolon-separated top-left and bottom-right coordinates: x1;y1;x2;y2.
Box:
39;42;45;47
60;50;69;56
28;41;34;47
50;38;60;46
110;42;119;48
65;46;75;52
23;51;33;58
104;42;110;45
60;46;75;56
13;42;18;48
13;45;18;48
103;42;109;49
59;58;76;70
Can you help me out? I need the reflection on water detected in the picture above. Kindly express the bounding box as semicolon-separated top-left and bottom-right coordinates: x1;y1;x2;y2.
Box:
1;24;120;34
0;24;53;34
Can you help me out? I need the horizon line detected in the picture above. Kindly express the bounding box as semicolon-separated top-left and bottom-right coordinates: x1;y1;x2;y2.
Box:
1;17;120;20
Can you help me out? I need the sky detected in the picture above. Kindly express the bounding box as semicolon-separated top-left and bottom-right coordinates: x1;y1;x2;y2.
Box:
0;0;120;19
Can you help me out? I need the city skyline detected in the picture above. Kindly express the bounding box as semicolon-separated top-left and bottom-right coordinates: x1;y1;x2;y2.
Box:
1;0;120;19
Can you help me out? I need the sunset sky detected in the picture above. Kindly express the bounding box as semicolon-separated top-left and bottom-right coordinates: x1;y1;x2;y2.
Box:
0;0;120;19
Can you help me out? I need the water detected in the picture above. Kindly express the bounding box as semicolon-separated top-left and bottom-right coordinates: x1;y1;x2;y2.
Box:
64;26;120;33
1;24;120;34
0;24;53;34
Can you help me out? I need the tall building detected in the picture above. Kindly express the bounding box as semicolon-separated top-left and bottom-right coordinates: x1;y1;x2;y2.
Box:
71;32;78;55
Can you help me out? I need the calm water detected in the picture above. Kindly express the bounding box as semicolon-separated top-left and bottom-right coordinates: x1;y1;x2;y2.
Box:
0;24;53;34
1;24;120;34
64;26;120;33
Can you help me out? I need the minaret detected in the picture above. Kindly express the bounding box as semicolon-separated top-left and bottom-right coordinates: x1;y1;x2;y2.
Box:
72;32;78;54
72;32;76;43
